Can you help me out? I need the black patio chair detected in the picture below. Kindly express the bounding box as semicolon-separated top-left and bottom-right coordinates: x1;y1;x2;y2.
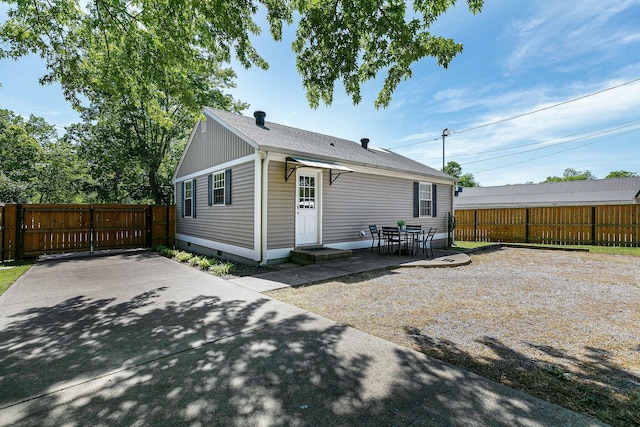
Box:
369;225;384;253
381;226;404;255
419;227;437;258
406;225;422;256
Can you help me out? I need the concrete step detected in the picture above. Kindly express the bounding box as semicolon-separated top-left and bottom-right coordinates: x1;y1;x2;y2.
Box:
290;247;353;265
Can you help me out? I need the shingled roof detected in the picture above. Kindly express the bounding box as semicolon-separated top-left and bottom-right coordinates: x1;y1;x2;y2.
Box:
455;177;640;209
204;107;453;181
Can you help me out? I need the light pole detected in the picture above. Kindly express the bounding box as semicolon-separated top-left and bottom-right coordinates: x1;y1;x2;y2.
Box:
441;128;452;171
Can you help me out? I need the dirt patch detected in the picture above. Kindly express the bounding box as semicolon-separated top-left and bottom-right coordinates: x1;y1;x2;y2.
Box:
267;248;640;426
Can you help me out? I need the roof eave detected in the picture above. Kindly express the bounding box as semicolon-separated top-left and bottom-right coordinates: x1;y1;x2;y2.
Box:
260;146;455;182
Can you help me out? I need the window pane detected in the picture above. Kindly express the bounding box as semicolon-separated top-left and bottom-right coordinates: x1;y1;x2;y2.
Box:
298;175;316;209
419;182;432;217
213;172;225;204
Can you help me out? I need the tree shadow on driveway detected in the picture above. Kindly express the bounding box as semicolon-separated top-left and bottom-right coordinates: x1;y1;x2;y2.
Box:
1;286;604;426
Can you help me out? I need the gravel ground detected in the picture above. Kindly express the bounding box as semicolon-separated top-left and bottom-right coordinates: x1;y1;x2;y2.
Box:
267;247;640;425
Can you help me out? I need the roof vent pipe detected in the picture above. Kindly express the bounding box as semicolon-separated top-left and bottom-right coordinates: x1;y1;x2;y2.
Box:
254;110;266;126
360;138;370;149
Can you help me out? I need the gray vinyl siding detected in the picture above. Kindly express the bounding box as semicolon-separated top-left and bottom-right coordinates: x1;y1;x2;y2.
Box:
266;161;295;249
176;118;255;178
322;172;451;244
177;161;255;249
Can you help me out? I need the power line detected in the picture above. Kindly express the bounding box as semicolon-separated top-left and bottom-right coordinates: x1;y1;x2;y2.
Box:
459;121;640;166
444;118;640;159
390;77;640;151
468;127;640;174
415;119;640;165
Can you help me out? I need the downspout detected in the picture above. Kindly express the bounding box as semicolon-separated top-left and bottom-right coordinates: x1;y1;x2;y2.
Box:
450;180;456;248
260;151;270;266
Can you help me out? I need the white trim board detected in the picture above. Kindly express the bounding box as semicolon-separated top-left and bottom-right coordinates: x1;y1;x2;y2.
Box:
176;233;259;261
173;155;256;183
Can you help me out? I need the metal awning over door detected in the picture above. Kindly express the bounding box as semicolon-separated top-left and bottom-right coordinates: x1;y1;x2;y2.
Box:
285;157;353;185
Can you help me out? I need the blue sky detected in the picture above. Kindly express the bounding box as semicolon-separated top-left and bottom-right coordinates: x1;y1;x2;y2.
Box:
1;0;639;186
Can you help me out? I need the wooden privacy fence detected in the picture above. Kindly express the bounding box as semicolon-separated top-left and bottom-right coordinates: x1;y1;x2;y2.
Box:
455;205;640;247
0;203;175;261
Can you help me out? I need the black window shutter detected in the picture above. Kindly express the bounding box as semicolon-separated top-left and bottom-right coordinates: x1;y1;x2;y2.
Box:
192;178;197;218
207;175;213;206
181;181;185;217
225;169;232;205
413;182;419;217
432;184;437;217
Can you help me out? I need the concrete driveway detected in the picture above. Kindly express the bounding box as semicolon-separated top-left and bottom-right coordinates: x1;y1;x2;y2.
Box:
0;251;603;426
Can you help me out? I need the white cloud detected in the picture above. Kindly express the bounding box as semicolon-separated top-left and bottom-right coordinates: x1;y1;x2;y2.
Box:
504;1;640;74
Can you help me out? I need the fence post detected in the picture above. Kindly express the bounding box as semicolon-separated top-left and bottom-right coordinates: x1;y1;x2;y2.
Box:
0;204;4;263
473;210;477;241
591;206;597;246
165;204;170;247
525;208;530;243
90;204;94;254
146;205;153;248
15;204;23;260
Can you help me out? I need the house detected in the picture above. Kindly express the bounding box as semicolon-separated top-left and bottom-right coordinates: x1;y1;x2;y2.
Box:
454;177;640;209
172;108;457;265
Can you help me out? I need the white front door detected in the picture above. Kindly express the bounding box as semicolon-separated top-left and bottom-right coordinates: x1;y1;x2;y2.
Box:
295;169;321;246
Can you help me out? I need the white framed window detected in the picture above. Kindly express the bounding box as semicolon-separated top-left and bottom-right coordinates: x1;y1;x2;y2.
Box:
298;175;316;209
184;180;193;217
213;172;225;205
208;170;232;206
419;182;432;217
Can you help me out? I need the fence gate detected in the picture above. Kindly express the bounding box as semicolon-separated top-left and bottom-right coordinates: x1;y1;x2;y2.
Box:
1;204;175;261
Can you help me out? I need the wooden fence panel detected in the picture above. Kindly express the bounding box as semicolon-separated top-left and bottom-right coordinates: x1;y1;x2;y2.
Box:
92;205;147;250
474;208;526;243
528;206;592;245
0;204;176;260
596;205;639;246
454;209;475;241
150;205;175;248
455;204;639;247
22;204;91;257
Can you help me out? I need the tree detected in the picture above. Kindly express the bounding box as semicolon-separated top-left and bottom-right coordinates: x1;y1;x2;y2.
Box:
444;161;462;178
444;161;479;187
0;108;88;203
605;170;638;179
458;173;479;187
34;136;90;203
544;168;596;182
75;31;245;203
0;0;484;109
0;109;42;202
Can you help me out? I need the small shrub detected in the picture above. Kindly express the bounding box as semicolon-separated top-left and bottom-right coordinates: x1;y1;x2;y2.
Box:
162;248;178;258
151;244;166;252
198;257;213;270
210;261;234;276
188;256;202;267
175;251;193;262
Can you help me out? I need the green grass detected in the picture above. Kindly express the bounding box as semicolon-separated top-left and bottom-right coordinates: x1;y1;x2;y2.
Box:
452;240;640;256
449;241;497;251
0;261;33;297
